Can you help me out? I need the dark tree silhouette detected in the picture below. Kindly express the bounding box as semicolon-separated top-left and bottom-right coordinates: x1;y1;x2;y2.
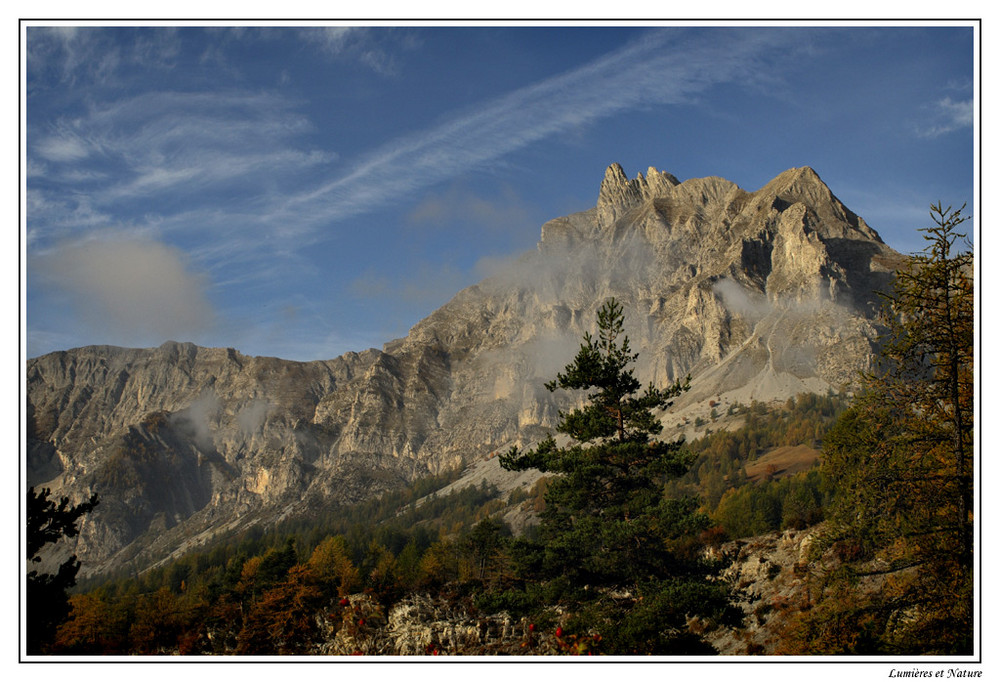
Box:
26;486;99;654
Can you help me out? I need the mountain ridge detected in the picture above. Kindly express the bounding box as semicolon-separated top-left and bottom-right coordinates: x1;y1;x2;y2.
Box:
26;163;905;579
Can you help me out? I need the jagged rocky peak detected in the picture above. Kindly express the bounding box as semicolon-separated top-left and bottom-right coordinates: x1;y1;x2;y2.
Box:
753;166;882;242
548;163;896;304
592;162;877;244
760;166;837;207
596;162;681;224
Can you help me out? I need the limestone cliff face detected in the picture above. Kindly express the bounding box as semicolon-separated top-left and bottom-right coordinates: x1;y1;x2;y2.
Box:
26;164;904;578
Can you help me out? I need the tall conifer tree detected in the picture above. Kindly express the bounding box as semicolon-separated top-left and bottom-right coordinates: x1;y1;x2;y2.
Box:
501;298;739;654
791;203;974;654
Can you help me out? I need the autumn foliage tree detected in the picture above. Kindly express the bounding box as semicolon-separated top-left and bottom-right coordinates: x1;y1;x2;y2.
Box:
790;203;974;654
500;298;740;654
51;591;129;654
236;565;325;654
306;535;360;598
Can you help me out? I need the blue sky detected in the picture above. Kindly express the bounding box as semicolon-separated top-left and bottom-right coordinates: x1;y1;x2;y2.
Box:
24;23;976;361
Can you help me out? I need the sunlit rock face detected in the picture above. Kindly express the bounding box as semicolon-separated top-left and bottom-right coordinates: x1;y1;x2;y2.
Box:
26;164;904;578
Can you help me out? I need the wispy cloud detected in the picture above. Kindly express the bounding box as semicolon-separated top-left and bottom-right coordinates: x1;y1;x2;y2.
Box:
297;26;412;75
35;133;90;162
28;89;334;245
916;96;973;138
25;190;117;248
275;29;796;227
26;26;178;89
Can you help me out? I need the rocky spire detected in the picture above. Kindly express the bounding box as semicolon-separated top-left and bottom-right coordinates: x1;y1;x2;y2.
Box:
597;163;640;208
644;166;681;196
597;163;680;226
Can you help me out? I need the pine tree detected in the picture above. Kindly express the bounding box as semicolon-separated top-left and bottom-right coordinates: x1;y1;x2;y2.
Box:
500;298;739;654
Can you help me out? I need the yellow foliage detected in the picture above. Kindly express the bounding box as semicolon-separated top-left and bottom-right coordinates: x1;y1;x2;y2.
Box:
307;535;360;596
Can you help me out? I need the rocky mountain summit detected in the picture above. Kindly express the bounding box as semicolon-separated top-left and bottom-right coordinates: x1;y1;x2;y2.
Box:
26;164;904;579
